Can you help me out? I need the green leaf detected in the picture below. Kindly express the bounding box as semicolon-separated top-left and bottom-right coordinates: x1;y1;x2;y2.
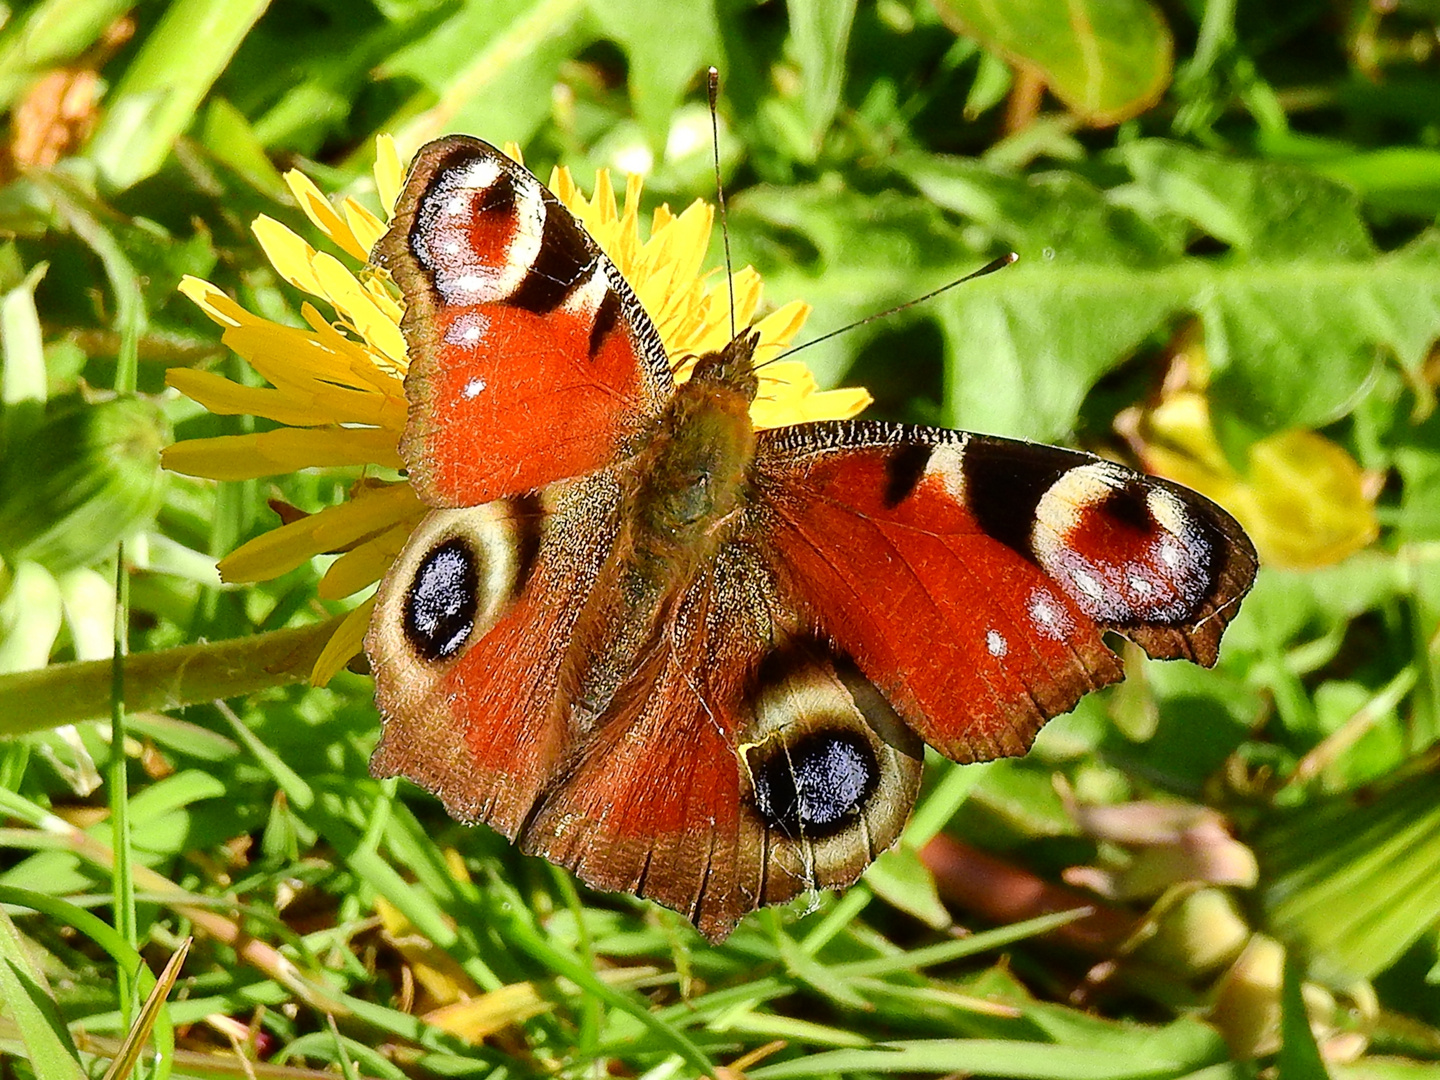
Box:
0;561;63;674
898;151;1182;265
787;0;857;147
101;939;190;1080
382;0;590;152
1278;951;1329;1080
0;262;48;457
588;0;717;148
0;906;85;1080
888;148;1440;435
1121;140;1373;261
88;0;270;190
0;0;131;110
749;1025;1225;1079
933;0;1173;124
1259;774;1440;984
200;98;288;199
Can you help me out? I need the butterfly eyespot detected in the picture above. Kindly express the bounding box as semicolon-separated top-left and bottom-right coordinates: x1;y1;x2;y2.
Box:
403;537;480;661
1032;463;1217;626
749;731;878;837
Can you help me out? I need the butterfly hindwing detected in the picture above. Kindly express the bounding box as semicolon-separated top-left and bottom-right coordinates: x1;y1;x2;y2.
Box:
376;136;673;507
366;470;623;838
517;541;923;941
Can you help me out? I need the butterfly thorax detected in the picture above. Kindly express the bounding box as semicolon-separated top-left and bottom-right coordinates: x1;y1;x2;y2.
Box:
630;332;760;556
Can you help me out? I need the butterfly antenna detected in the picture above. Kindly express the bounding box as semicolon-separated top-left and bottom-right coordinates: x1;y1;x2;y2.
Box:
708;66;737;342
760;252;1019;370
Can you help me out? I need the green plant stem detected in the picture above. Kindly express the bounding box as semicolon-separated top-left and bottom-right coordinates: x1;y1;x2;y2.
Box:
0;616;347;736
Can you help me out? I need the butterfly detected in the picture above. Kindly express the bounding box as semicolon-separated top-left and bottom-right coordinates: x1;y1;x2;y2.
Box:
364;136;1258;942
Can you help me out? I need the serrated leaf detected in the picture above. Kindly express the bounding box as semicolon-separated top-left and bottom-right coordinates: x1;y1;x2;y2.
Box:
899;151;1183;265
1122;140;1374;261
933;0;1173;125
892;148;1440;435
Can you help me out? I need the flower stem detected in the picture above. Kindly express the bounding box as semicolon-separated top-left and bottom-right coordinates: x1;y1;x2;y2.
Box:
0;616;347;735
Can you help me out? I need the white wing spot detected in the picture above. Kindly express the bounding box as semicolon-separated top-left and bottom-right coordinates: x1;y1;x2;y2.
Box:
923;439;970;502
986;629;1008;657
1028;590;1072;639
462;378;487;398
1130;576;1153;594
444;312;490;347
1072;569;1104;603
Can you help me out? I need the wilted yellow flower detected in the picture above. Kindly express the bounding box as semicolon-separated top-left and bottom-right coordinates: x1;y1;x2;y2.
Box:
164;136;869;683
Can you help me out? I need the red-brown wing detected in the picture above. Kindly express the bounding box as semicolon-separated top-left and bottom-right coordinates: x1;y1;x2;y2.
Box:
365;470;622;838
518;540;923;942
753;421;1257;764
376;136;672;508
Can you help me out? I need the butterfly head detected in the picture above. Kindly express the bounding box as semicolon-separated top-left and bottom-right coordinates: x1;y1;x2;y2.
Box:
686;328;762;400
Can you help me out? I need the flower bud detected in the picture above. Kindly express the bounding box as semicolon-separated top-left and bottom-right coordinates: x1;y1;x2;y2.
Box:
0;396;170;571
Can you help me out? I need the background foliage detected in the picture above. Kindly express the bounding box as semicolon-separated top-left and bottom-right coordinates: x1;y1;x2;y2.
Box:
2;0;1440;1077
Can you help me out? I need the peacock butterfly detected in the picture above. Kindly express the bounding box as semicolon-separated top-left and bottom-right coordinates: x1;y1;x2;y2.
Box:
364;136;1257;941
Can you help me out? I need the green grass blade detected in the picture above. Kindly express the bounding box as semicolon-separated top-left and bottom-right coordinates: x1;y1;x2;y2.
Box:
87;0;271;189
0;905;86;1080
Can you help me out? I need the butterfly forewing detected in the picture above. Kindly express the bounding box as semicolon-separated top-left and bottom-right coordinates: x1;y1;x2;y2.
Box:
376;136;673;507
752;421;1256;763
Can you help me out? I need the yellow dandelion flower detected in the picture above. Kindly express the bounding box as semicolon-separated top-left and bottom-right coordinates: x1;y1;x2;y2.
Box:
164;136;870;684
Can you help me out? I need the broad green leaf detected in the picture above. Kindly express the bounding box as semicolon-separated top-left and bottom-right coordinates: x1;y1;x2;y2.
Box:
892;148;1440;435
933;0;1173;124
1121;140;1374;261
899;151;1183;266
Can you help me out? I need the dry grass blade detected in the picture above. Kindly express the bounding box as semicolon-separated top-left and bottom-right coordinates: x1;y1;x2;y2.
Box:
101;937;191;1080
